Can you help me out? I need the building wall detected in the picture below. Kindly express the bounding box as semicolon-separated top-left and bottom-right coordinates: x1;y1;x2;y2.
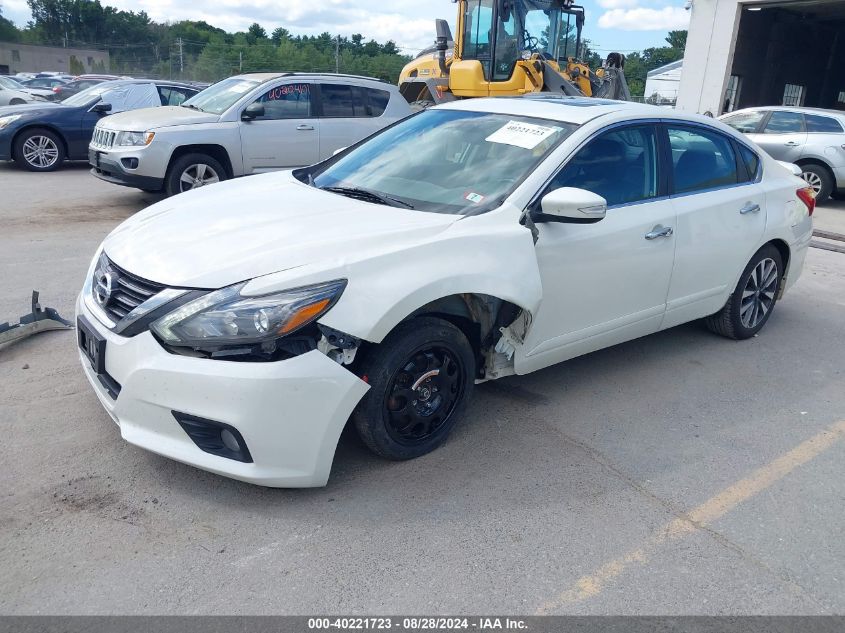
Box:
645;66;683;103
676;0;743;115
0;42;109;75
677;0;845;114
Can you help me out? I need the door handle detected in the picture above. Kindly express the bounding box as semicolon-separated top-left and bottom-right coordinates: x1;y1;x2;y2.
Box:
645;225;673;240
784;141;800;147
740;202;761;215
296;124;314;131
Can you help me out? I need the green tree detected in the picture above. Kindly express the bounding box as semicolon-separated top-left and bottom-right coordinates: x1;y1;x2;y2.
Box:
270;26;289;45
1;4;20;41
247;21;266;43
665;30;687;50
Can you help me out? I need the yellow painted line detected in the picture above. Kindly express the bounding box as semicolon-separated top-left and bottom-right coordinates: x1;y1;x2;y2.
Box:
537;420;845;613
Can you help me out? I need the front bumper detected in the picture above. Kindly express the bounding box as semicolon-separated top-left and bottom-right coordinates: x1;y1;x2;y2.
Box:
76;294;370;487
0;130;13;160
89;148;164;191
833;165;845;190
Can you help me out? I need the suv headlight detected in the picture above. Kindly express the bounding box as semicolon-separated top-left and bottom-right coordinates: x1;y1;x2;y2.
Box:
0;114;22;129
150;279;347;351
115;131;155;146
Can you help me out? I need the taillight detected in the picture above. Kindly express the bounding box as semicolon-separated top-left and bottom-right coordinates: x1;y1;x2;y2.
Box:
796;186;816;217
52;86;61;93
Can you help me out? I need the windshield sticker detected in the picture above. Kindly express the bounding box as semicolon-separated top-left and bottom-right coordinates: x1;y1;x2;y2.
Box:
485;120;563;150
464;192;485;203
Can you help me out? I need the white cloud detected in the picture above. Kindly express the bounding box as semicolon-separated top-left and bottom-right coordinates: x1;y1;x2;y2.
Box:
596;0;638;9
598;6;690;31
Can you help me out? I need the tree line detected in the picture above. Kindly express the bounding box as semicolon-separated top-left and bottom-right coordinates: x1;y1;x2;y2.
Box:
0;0;411;82
1;0;686;97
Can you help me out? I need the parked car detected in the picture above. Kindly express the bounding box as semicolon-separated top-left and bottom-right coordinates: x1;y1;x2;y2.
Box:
18;76;70;100
0;76;35;106
720;106;845;203
0;79;202;171
88;72;412;196
76;96;814;487
52;78;115;101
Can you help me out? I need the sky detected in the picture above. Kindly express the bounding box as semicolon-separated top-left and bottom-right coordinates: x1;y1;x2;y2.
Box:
0;0;691;55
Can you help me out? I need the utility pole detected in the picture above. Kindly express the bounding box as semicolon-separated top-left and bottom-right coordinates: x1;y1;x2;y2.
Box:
335;35;340;73
239;51;243;72
177;37;184;75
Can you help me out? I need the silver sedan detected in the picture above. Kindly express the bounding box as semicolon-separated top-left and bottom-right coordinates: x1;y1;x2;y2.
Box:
720;106;845;204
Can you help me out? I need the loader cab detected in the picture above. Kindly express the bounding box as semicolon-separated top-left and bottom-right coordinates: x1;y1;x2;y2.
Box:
459;0;584;82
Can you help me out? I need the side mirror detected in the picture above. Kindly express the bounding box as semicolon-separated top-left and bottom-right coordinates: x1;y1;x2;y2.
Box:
241;103;264;120
332;147;347;157
534;187;607;223
91;102;112;113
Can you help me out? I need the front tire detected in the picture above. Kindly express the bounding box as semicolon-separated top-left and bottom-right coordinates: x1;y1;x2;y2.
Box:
352;317;475;461
704;245;783;340
13;128;65;172
165;153;226;196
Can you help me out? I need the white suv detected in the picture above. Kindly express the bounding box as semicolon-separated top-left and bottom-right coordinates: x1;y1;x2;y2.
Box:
89;73;412;196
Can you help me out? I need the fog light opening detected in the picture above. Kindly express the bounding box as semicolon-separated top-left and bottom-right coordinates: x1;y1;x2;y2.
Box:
172;411;253;463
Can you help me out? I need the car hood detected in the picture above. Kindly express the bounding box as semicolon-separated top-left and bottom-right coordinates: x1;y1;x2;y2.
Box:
100;105;219;130
0;101;63;117
103;171;460;288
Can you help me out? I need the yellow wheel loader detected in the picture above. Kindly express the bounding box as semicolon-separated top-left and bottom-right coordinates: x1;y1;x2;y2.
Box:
398;0;630;106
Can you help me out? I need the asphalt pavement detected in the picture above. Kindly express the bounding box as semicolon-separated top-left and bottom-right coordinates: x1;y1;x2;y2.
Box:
1;162;844;614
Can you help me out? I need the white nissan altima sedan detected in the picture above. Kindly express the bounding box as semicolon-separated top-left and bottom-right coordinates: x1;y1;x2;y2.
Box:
76;96;815;487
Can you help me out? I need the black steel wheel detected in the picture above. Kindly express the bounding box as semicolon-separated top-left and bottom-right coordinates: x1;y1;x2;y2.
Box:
353;317;475;460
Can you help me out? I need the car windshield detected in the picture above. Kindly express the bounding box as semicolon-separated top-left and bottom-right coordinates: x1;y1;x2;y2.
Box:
180;77;260;114
309;109;576;215
62;82;127;106
0;76;23;90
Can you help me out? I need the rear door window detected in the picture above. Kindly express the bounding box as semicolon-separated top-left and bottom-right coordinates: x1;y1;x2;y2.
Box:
667;126;739;194
805;114;844;133
763;111;805;134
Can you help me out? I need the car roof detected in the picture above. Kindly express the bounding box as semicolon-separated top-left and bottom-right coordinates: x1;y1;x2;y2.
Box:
437;95;666;125
99;79;200;89
234;72;390;85
726;105;845;119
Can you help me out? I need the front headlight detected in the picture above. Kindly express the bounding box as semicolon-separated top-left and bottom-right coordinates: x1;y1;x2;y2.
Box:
0;114;22;129
150;279;347;351
114;131;155;146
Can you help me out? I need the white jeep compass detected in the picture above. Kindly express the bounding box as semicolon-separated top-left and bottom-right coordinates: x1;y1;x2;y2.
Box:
89;72;412;196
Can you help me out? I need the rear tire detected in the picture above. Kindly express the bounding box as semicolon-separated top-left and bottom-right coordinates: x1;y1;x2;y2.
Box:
13;127;65;172
352;317;475;461
165;153;226;197
704;245;783;340
799;164;833;205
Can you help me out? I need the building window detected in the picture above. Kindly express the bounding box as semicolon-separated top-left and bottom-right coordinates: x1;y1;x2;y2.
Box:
838;91;845;104
782;83;805;107
723;75;742;113
12;50;20;62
